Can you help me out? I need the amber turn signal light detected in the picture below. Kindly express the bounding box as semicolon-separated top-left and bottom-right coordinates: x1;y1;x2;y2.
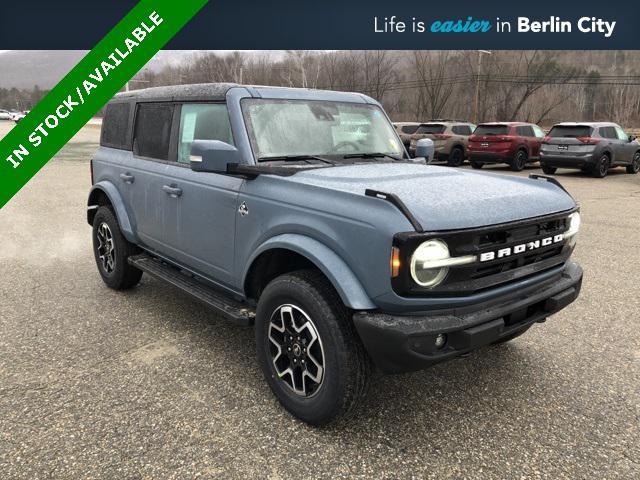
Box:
391;247;401;277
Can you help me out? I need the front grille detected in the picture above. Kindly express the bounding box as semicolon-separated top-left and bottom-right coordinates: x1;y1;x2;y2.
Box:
393;210;575;297
467;217;567;280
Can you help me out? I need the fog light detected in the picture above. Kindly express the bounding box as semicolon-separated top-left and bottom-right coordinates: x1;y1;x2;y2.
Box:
435;334;447;349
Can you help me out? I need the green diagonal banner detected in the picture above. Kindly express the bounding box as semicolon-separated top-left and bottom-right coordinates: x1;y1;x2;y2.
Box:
0;0;208;209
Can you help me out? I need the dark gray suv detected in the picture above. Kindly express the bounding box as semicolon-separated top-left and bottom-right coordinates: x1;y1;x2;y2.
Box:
540;122;640;178
88;83;583;425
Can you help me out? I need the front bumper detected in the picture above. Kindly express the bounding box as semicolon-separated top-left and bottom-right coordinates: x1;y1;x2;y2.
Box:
353;261;583;373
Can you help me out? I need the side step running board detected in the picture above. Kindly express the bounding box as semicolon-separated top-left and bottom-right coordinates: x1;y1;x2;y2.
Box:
128;254;255;326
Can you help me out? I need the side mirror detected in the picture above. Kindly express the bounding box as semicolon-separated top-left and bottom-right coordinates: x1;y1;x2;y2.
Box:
629;135;637;143
415;138;435;164
190;140;241;173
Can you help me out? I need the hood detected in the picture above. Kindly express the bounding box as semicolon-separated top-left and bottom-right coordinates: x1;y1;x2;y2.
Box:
282;163;576;231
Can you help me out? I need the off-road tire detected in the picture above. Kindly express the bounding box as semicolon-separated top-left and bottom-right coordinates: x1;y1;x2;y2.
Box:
626;152;640;174
447;147;465;167
255;269;372;426
541;164;557;175
470;160;484;169
92;206;142;290
511;149;528;171
592;154;610;178
492;324;533;345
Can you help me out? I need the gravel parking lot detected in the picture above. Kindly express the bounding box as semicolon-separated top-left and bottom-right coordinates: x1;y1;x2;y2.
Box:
0;121;638;479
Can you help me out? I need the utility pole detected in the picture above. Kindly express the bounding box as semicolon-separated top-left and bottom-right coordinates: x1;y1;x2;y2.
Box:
473;50;491;124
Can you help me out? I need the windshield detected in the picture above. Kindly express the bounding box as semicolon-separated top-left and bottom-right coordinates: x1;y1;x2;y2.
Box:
242;99;403;161
548;126;593;138
473;125;508;136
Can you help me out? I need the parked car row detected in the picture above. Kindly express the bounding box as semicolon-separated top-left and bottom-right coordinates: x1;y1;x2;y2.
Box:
394;120;640;178
0;109;29;122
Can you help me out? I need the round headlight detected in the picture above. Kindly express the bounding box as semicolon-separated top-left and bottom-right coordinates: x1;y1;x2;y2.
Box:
410;239;450;288
566;212;581;238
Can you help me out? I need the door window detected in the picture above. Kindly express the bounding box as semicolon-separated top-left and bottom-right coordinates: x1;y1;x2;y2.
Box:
532;125;546;138
133;103;174;160
178;104;235;164
614;126;628;141
599;126;617;139
452;125;472;135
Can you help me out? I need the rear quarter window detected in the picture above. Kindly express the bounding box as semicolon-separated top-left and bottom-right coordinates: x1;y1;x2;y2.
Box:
101;102;133;149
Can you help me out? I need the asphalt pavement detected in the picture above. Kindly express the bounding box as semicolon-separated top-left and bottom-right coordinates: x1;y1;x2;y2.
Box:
0;121;638;479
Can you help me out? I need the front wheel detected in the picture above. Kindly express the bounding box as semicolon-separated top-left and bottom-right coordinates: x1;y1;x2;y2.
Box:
255;270;371;426
92;206;142;290
626;152;640;174
470;160;484;169
541;164;557;175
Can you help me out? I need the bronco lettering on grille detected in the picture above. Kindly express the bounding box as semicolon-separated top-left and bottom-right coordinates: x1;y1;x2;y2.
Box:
479;234;564;262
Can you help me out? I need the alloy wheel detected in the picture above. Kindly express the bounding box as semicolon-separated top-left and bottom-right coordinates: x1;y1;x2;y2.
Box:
268;304;325;397
96;222;116;274
600;157;609;176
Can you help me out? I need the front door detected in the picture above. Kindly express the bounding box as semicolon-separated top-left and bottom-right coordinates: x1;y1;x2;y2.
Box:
159;103;242;287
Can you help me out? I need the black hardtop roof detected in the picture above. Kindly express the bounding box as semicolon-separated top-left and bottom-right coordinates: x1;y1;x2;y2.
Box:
112;83;241;103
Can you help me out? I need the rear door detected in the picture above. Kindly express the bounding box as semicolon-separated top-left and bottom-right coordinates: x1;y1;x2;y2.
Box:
613;126;635;164
531;125;546;158
452;124;473;148
516;125;540;157
125;102;178;253
599;126;625;163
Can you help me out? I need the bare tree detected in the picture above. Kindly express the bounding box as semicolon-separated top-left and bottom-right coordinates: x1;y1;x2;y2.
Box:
411;51;457;120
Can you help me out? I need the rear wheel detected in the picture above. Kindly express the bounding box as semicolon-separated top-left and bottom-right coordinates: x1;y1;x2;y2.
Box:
92;206;142;290
447;147;464;167
255;270;371;426
592;154;610;178
626;152;640;174
541;165;557;175
470;160;484;169
511;149;528;171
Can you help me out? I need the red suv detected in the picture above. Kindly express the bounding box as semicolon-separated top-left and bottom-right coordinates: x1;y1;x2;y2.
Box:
468;122;546;171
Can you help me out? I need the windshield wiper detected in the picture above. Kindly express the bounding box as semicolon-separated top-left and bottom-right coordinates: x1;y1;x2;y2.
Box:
342;152;402;162
258;154;336;165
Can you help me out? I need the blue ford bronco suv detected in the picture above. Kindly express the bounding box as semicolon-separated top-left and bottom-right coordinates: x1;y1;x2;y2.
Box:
88;84;583;425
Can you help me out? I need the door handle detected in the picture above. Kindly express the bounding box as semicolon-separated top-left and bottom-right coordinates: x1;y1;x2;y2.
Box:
120;172;135;183
162;185;183;197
